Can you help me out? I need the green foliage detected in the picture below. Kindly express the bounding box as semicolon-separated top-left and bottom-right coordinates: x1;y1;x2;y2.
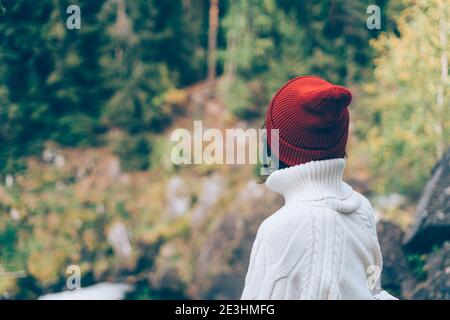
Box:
54;113;105;146
219;78;262;120
406;253;428;281
0;0;109;173
125;280;187;300
101;1;170;134
0;0;211;174
220;0;302;118
220;0;390;119
1;0;446;300
359;0;449;198
112;133;152;171
0;0;213;295
0;222;18;264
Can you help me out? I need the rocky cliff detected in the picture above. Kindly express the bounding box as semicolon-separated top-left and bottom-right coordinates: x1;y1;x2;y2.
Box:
376;149;450;299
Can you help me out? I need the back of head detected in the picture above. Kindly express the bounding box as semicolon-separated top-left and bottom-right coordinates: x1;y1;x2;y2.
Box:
265;76;352;167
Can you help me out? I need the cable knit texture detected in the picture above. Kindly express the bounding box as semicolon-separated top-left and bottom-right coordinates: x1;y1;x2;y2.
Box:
241;159;396;300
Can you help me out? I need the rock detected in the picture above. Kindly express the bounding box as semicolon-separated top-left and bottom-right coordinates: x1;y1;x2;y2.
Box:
410;242;450;300
38;283;132;300
237;180;265;202
148;267;187;300
96;203;106;215
404;149;450;253
5;174;13;187
107;158;122;180
42;147;66;168
192;174;223;226
189;183;282;299
9;208;20;221
373;194;406;211
372;193;408;223
107;222;132;261
42;149;56;163
192;211;249;299
54;154;65;168
166;176;190;217
377;221;414;298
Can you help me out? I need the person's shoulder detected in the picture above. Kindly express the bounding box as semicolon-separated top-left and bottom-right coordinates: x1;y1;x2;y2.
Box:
350;190;378;229
256;204;315;267
257;203;316;238
351;190;375;213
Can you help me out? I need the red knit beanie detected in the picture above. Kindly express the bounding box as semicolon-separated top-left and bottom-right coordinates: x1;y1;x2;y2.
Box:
266;76;352;167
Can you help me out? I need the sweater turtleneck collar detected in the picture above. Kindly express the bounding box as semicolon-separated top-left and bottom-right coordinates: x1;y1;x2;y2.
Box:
265;158;353;204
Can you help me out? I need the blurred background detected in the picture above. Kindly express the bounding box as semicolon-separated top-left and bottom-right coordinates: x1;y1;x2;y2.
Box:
0;0;448;300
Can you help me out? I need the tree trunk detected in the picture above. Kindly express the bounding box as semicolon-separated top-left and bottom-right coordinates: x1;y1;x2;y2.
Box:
436;0;448;157
207;0;219;85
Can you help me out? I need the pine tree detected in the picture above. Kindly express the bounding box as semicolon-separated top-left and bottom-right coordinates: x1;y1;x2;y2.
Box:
220;0;389;119
220;0;305;118
0;0;109;173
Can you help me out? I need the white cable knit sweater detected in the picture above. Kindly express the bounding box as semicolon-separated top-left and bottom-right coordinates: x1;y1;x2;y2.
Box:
241;159;396;300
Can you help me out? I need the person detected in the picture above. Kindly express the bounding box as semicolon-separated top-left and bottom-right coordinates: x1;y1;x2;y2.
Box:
241;76;397;300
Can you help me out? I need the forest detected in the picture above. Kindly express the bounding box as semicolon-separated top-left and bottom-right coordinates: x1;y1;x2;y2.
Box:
0;0;448;299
